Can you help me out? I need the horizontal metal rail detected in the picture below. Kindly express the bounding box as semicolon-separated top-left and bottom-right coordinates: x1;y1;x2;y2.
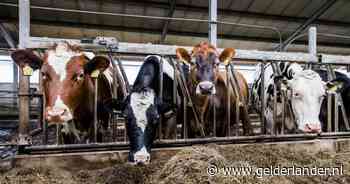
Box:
16;132;350;155
28;37;318;62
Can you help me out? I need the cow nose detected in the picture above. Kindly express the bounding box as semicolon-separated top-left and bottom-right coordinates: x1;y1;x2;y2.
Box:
303;123;321;133
198;81;214;94
48;108;66;117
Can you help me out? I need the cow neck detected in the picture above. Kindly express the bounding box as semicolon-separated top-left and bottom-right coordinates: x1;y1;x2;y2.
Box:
73;75;95;116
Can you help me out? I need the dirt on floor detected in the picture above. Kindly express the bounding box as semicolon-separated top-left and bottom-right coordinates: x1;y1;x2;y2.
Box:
1;143;350;184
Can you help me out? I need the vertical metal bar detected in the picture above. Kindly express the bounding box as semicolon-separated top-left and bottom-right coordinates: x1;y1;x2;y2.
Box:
334;94;339;132
226;65;231;136
272;84;277;135
172;57;178;139
327;93;332;132
209;0;217;47
308;27;317;69
281;89;285;135
212;95;216;137
183;97;188;139
18;0;31;145
235;99;240;136
94;77;98;142
260;62;266;134
158;57;164;140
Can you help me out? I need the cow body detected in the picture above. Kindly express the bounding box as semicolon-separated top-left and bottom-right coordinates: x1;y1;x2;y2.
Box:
11;42;122;143
316;69;350;132
176;42;252;137
124;55;178;164
251;62;325;133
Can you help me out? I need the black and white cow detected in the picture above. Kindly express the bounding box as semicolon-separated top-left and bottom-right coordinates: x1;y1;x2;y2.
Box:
316;69;350;132
251;62;325;133
123;55;178;164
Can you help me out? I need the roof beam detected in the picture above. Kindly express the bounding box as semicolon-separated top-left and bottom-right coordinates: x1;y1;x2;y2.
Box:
0;23;17;48
277;0;338;51
104;0;350;28
1;17;348;49
160;0;176;43
1;1;350;29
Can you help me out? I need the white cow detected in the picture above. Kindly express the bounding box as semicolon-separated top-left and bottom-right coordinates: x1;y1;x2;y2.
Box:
251;62;325;133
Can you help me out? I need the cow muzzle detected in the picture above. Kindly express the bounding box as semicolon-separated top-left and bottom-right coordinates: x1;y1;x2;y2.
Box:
46;107;73;123
196;81;216;95
302;123;321;133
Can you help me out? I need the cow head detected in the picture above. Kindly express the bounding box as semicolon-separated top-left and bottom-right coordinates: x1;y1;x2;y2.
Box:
176;42;235;95
286;70;325;133
11;42;110;124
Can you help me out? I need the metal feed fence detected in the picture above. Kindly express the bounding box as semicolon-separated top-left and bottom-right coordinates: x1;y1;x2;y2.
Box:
1;0;350;151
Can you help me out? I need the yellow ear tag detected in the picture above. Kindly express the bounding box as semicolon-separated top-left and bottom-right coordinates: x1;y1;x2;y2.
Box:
224;59;230;66
23;65;33;76
91;69;100;78
180;58;189;65
328;85;338;93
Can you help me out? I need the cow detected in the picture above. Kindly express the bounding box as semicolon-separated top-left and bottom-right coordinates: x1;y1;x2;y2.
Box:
10;42;124;144
251;62;325;134
175;42;252;137
316;69;350;132
123;55;179;164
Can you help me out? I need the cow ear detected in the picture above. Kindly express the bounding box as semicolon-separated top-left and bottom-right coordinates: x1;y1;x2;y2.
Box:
11;49;43;70
84;56;110;75
176;48;191;65
219;48;235;65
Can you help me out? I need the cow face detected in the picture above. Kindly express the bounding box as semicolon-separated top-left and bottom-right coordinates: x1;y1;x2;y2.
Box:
11;43;110;124
176;42;235;95
287;70;325;133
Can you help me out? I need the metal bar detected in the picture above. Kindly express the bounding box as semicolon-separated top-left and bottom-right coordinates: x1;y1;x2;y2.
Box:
212;95;216;137
260;62;266;134
327;94;333;132
308;27;317;69
272;83;277;135
17;0;31;145
115;53;131;94
160;0;176;43
278;0;337;50
27;38;318;62
281;88;285;134
209;0;217;46
93;77;98;142
21;133;320;154
158;57;164;140
226;65;231;136
334;94;339;132
0;23;17;48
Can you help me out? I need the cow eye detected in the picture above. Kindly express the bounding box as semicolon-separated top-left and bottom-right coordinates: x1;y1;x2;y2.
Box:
75;73;84;81
41;72;49;81
294;93;301;98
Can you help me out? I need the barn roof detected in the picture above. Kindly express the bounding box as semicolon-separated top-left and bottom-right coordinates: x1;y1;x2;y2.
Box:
0;0;350;54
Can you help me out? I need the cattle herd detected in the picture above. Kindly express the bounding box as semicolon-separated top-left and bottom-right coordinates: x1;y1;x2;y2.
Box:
9;41;350;164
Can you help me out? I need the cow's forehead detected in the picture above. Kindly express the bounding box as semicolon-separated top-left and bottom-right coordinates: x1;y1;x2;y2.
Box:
45;43;83;81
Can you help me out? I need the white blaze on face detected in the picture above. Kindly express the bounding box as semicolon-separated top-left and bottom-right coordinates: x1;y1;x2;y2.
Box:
289;70;325;132
129;89;155;164
129;89;156;132
46;42;82;122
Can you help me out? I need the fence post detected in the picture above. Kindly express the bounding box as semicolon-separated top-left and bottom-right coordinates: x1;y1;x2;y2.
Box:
18;0;31;145
209;0;217;47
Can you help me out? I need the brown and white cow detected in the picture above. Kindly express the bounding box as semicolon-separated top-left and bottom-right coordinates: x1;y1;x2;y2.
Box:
11;42;122;143
176;42;252;137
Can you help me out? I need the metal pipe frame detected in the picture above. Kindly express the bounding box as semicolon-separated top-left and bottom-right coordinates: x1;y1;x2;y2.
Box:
12;131;350;155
